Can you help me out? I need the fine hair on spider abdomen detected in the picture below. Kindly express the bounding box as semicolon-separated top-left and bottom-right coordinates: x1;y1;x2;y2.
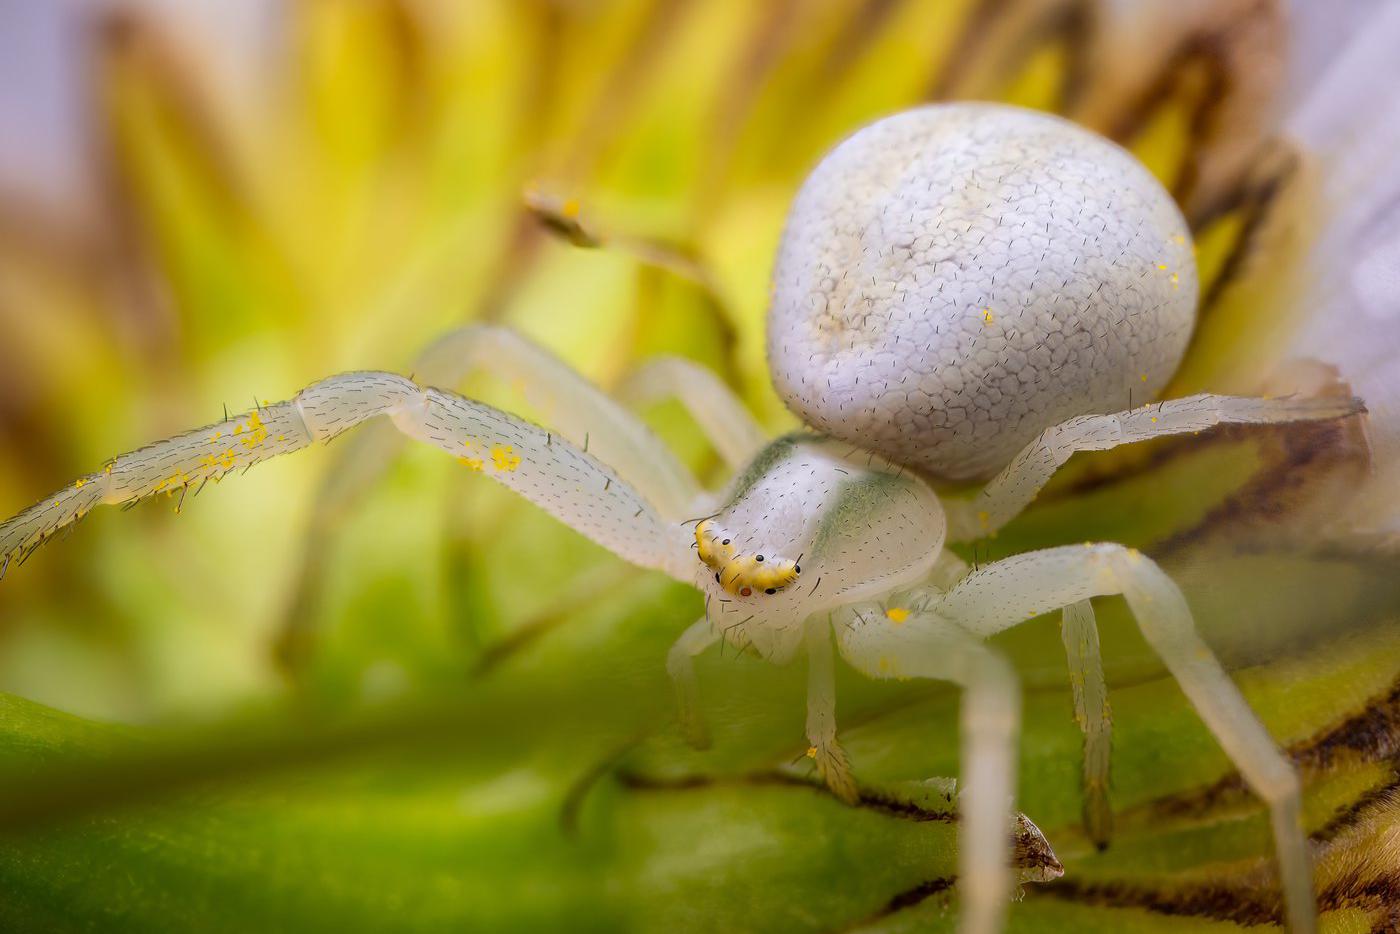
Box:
766;103;1199;481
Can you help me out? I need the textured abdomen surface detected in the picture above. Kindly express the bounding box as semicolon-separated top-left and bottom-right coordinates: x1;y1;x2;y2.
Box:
766;104;1197;482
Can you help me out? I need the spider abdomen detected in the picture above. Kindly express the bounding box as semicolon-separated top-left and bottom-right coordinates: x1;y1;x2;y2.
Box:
766;103;1197;482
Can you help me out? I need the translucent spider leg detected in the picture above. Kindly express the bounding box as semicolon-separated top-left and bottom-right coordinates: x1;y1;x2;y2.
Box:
834;609;1021;934
804;616;856;803
946;392;1365;540
0;372;694;584
937;543;1316;934
413;325;706;518
666;617;720;749
1061;599;1113;848
616;356;768;471
273;327;713;670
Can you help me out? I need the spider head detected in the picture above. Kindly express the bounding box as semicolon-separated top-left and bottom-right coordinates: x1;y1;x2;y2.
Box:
695;519;801;598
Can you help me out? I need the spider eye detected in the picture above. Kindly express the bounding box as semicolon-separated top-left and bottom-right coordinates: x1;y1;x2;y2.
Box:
794;565;802;573
764;588;776;595
721;538;730;545
755;555;764;562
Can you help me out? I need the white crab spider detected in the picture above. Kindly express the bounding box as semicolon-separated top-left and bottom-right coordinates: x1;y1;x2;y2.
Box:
0;104;1361;933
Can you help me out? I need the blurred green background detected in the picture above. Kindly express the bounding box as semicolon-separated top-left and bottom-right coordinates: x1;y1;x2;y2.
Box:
1;1;1398;931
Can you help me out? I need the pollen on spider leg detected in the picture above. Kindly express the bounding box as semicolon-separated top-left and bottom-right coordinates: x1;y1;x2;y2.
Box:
489;444;521;472
457;440;484;472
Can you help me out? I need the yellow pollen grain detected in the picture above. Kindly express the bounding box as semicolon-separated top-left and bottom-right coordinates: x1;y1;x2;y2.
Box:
805;746;817;759
458;456;484;472
1170;272;1180;289
976;510;990;529
1140;374;1148;382
1172;234;1186;245
239;410;268;449
885;607;910;625
562;197;580;219
982;308;995;325
1156;263;1168;271
74;478;86;489
490;445;521;472
1150;416;1158;423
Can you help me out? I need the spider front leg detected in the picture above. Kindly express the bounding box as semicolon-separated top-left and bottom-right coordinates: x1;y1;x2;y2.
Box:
411;325;708;517
1061;599;1113;849
1;372;693;585
666;617;720;749
804;616;857;804
947;392;1364;539
616;356;767;471
937;543;1316;934
834;608;1021;934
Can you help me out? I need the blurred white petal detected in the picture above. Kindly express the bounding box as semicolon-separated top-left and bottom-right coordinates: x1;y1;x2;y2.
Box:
1282;3;1400;529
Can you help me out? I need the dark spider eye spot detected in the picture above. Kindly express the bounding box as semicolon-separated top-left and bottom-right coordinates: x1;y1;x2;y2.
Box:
714;572;721;582
794;565;802;573
721;539;730;545
755;555;764;562
764;588;776;595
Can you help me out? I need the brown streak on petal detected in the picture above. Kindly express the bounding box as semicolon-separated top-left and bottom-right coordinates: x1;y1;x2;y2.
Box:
828;878;956;933
1042;787;1400;926
558;0;695;185
1192;144;1299;317
695;0;807;221
926;0;1096;113
1152;401;1370;558
1073;0;1286;217
815;0;907;89
617;767;961;823
925;0;1016;100
1146;672;1400;825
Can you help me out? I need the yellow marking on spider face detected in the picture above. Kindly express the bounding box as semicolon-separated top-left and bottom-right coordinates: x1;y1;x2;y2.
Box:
695;519;736;570
885;607;910;625
697;520;799;596
490;444;521;472
805;746;818;759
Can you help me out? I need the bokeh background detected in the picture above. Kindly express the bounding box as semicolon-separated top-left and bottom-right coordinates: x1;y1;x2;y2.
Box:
2;1;1400;931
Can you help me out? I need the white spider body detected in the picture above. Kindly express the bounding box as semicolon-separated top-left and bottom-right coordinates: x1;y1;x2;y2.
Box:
768;104;1198;480
0;103;1361;934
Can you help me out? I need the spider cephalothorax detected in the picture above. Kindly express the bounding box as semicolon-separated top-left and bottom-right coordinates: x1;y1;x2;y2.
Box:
0;103;1362;934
